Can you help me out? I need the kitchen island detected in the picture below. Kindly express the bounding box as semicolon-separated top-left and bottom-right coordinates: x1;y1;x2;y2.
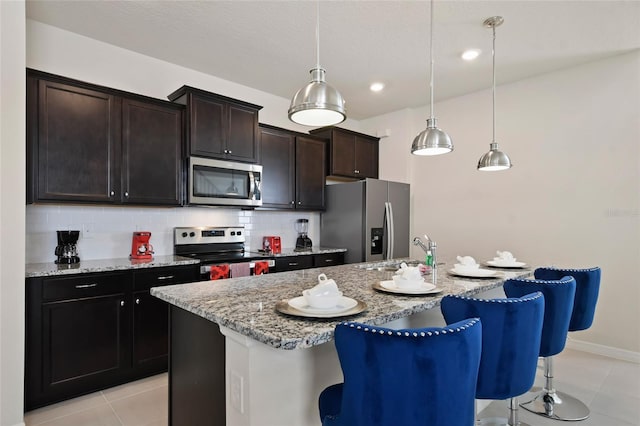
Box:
151;259;533;426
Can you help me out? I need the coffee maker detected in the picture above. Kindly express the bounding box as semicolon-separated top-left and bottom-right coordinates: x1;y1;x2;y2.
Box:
295;219;312;251
130;231;154;260
55;230;80;264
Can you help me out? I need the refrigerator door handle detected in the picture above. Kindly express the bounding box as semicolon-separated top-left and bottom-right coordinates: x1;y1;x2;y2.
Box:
388;202;395;259
384;202;393;260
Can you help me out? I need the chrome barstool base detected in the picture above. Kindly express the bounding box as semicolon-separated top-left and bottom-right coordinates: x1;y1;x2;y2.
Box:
520;390;590;421
477;417;531;426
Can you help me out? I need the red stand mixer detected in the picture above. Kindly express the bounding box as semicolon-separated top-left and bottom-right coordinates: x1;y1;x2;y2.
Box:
130;231;154;260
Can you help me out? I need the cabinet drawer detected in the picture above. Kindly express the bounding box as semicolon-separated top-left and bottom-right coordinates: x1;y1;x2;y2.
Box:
42;273;128;302
275;256;313;272
313;252;345;267
133;265;199;291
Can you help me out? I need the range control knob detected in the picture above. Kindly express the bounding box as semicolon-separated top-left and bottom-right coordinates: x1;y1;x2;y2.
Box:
181;232;188;238
189;232;196;237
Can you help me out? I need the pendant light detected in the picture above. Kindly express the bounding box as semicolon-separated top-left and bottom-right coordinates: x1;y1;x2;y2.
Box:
477;16;512;171
411;0;453;156
288;1;346;127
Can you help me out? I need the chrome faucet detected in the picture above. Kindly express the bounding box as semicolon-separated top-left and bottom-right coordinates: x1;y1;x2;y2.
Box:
413;234;437;268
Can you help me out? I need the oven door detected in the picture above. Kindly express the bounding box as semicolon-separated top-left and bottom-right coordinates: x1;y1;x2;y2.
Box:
189;157;262;207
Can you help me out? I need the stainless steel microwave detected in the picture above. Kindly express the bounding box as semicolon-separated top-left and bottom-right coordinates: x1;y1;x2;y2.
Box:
188;157;262;207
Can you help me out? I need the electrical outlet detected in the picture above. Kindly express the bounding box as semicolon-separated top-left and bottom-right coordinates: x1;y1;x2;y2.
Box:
83;223;95;239
230;370;244;413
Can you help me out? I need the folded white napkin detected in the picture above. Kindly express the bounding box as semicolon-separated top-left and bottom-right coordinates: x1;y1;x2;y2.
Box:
395;262;422;281
494;251;516;262
456;255;478;266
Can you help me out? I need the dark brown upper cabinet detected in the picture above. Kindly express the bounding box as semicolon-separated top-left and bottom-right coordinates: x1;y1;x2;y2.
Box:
310;127;379;180
168;86;262;163
258;125;326;211
27;69;183;206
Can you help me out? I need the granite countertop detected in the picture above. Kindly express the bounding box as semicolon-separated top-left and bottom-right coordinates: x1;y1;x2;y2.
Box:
25;255;200;278
151;258;534;350
250;247;347;257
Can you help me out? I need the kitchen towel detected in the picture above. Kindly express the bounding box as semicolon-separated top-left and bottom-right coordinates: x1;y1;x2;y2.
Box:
210;264;230;281
254;261;270;275
230;262;251;278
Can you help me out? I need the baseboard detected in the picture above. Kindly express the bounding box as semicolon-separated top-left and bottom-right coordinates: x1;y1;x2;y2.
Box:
566;337;640;363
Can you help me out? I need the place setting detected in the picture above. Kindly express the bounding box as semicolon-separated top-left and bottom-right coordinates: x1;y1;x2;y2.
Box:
276;273;367;319
447;256;503;278
484;250;528;269
373;262;443;295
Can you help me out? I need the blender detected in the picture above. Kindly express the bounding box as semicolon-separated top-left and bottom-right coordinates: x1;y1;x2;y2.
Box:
295;219;312;251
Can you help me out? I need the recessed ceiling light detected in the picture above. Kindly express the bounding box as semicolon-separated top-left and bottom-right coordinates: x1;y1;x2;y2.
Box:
370;82;385;92
461;49;481;61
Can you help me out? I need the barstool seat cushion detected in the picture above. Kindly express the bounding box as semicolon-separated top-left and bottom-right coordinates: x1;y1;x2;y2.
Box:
318;318;482;426
504;276;576;357
534;267;601;331
441;292;544;400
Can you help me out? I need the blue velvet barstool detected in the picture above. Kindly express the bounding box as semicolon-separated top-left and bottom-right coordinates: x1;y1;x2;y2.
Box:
504;275;581;421
318;318;483;426
524;266;601;421
441;292;545;426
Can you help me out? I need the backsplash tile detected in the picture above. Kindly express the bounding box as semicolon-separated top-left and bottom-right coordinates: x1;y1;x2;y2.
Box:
26;205;320;263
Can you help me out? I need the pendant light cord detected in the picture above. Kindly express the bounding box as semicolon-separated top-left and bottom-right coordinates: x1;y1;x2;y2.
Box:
492;23;496;143
429;0;435;119
315;0;320;71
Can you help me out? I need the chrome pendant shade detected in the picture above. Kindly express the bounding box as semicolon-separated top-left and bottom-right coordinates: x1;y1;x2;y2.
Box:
478;16;512;171
288;2;346;127
288;68;346;127
411;0;453;156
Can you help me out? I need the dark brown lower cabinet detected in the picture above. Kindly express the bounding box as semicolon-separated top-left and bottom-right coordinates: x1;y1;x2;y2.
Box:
25;264;199;410
274;253;345;272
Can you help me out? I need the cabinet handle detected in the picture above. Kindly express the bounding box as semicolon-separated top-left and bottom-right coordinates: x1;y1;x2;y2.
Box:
124;191;129;198
135;298;140;305
325;259;334;263
298;201;302;205
157;275;175;280
120;300;125;307
290;201;295;205
354;170;360;174
288;262;298;266
110;190;115;196
227;150;232;154
75;283;98;289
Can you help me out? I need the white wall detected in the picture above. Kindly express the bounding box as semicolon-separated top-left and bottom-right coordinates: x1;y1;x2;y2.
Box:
1;1;26;425
367;51;640;354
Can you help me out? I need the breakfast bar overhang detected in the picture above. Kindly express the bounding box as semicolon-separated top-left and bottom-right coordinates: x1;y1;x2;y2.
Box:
151;260;533;426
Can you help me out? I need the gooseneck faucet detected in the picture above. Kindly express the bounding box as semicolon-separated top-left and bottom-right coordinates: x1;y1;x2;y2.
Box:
413;234;437;268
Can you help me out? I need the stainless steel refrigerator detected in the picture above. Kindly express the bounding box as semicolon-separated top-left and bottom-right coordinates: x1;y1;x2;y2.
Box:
321;178;410;264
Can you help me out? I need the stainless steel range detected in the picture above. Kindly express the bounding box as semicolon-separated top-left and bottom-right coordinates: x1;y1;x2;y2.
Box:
174;226;275;280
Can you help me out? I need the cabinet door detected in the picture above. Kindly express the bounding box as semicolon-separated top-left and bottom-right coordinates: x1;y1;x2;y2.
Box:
296;136;326;210
189;94;226;158
226;103;259;163
354;136;379;179
41;293;129;399
122;98;183;205
313;252;345;268
330;130;356;177
259;127;295;209
37;79;120;203
133;291;169;372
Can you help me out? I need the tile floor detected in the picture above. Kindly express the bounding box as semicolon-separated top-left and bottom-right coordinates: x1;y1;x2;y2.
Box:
24;348;639;426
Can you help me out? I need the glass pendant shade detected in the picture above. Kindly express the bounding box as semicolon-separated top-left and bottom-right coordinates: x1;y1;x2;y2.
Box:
477;142;512;171
288;68;346;127
411;118;453;155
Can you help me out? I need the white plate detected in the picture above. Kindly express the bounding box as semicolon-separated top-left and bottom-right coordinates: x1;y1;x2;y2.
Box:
373;281;442;295
485;260;528;268
448;268;502;278
287;296;358;315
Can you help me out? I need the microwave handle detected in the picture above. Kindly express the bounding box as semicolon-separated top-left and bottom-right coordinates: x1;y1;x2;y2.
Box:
248;172;256;200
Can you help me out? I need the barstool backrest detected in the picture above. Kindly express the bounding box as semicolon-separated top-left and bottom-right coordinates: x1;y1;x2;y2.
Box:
535;267;601;331
328;318;482;426
441;292;544;400
504;276;576;357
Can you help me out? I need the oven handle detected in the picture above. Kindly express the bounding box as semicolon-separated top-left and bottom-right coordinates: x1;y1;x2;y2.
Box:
248;172;256;200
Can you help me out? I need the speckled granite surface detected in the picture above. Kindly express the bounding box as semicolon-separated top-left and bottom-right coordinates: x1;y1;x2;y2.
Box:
151;258;533;350
250;247;347;257
25;255;200;278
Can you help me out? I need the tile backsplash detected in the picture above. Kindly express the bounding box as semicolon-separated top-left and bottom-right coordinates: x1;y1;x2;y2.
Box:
26;204;320;263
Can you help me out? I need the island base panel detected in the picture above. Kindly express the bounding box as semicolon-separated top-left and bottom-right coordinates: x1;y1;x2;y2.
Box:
169;306;226;426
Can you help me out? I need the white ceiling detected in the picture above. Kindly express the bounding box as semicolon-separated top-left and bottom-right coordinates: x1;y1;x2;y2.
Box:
26;0;640;121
